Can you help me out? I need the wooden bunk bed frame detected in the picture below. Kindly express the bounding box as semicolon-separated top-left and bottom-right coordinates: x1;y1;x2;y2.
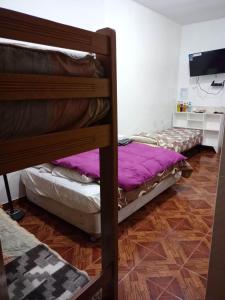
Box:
0;7;118;300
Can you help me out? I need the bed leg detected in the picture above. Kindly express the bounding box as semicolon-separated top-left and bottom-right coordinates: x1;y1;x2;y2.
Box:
3;174;25;221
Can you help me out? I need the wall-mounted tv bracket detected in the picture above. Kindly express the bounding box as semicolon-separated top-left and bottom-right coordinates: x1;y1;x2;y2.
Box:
211;80;225;87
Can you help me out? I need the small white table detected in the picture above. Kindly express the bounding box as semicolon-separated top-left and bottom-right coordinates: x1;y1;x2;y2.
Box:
173;112;224;153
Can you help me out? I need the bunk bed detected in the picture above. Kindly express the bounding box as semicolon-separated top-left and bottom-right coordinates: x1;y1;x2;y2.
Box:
0;7;118;300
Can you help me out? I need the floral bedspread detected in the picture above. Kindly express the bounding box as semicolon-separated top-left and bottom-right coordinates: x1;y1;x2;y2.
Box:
132;128;203;153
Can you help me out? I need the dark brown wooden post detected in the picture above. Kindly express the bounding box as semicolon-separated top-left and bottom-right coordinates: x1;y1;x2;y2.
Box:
206;125;225;300
98;28;118;300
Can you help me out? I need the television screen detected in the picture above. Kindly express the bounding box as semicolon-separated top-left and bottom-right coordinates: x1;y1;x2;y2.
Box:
189;48;225;77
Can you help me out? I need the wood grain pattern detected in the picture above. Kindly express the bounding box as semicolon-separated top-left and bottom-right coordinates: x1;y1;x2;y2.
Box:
0;8;109;55
0;74;110;100
98;28;118;300
0;125;110;175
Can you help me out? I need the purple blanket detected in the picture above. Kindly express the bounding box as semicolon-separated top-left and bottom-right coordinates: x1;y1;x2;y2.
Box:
53;143;186;191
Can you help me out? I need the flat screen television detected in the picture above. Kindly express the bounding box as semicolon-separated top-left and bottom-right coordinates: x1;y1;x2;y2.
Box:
189;48;225;77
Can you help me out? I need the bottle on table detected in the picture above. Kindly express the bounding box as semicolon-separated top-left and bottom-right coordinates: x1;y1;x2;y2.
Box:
177;101;180;112
183;102;187;112
180;101;183;112
186;102;189;112
188;101;192;112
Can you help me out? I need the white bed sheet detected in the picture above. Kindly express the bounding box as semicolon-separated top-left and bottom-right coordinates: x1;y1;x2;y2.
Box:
21;167;101;214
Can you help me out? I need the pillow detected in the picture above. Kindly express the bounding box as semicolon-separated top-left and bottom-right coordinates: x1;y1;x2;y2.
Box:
118;134;127;140
0;38;88;57
52;166;94;183
131;135;158;145
34;163;54;173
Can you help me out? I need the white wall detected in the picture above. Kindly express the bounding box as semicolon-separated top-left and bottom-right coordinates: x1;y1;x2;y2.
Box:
0;0;105;30
0;172;25;203
104;0;181;135
0;0;181;202
178;18;225;108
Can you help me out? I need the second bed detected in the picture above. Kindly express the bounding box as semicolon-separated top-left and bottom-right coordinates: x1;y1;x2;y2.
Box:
132;127;203;153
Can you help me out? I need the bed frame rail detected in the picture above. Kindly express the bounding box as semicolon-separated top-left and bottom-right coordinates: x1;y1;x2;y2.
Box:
0;125;111;175
0;75;110;100
0;8;109;55
72;265;112;300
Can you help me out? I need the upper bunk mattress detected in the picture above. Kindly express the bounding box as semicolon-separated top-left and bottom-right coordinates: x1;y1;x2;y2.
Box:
0;43;109;140
132;128;203;153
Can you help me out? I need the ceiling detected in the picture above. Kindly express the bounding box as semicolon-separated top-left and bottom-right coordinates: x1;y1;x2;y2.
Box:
134;0;225;25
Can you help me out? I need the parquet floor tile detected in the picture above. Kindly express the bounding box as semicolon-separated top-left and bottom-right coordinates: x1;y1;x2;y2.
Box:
170;213;210;235
119;270;159;300
148;233;204;266
12;147;219;299
164;268;207;300
184;236;211;279
86;238;150;281
158;290;182;299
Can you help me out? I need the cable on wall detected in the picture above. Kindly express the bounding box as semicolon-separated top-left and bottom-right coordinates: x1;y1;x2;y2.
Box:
196;77;225;95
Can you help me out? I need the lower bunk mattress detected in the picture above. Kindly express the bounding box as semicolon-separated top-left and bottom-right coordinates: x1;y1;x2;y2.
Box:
0;208;99;300
132;127;203;153
21;163;184;236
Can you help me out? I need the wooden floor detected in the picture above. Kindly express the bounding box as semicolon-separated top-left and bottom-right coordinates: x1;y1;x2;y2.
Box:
14;147;218;300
